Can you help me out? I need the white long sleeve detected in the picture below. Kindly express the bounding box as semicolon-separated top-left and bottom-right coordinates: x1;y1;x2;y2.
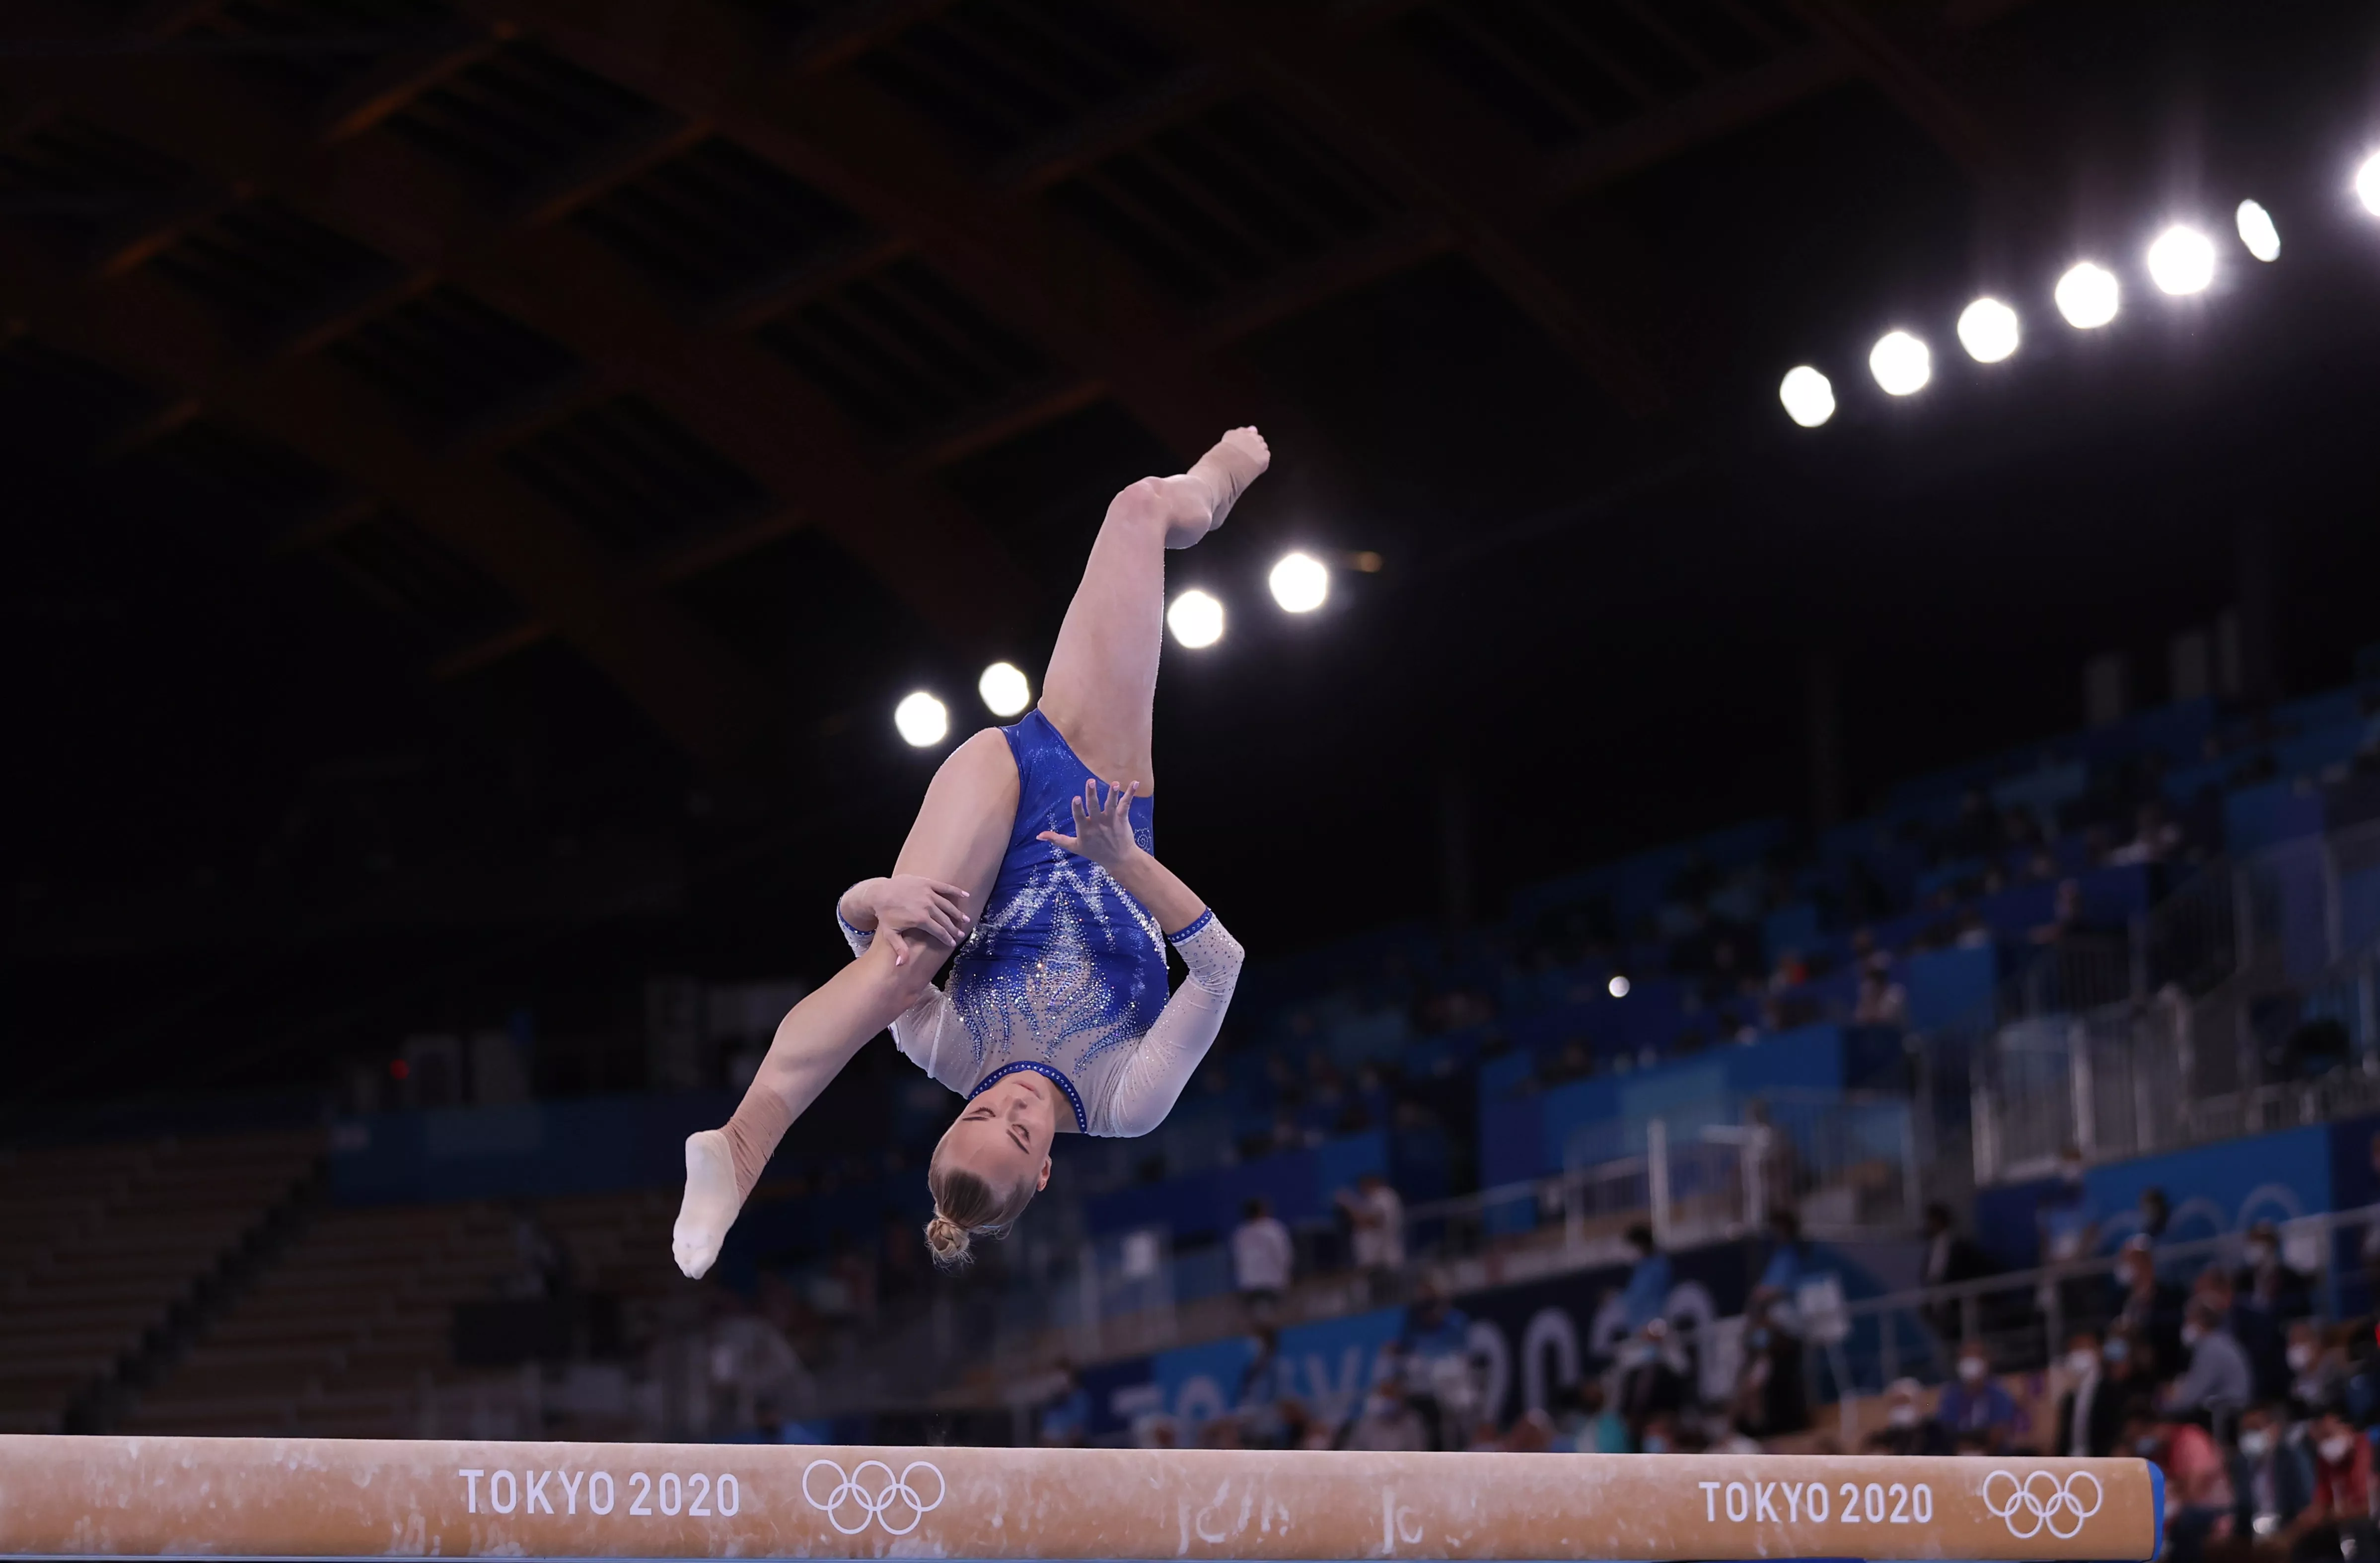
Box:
1090;911;1245;1137
836;904;977;1096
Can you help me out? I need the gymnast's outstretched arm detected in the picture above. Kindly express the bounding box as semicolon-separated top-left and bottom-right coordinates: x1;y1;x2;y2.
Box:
1041;779;1246;1136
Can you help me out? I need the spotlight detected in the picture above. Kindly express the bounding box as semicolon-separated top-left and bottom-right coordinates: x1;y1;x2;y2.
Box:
1167;588;1224;648
2054;262;2120;329
1608;975;1631;999
1268;552;1329;613
2236;200;2281;262
1868;330;1931;396
2358;151;2380;216
1778;365;1835;428
1956;297;2020;363
894;691;949;747
978;661;1030;717
2146;225;2216;295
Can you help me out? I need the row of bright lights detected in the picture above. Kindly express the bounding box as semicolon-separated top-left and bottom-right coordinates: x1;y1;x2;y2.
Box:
1774;174;2353;428
891;551;1337;746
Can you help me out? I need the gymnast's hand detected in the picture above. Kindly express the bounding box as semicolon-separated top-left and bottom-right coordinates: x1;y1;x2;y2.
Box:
1040;779;1143;870
866;874;974;966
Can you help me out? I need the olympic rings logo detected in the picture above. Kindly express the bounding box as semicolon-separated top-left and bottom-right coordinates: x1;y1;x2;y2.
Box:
802;1458;946;1537
1981;1470;2103;1540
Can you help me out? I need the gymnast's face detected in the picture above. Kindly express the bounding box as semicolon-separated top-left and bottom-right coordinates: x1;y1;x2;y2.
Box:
939;1073;1057;1194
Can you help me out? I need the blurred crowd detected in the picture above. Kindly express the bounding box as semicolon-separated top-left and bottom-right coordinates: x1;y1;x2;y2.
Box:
1039;1188;2380;1563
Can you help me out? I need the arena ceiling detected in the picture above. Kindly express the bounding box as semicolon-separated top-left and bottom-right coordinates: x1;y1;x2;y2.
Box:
9;0;2380;1098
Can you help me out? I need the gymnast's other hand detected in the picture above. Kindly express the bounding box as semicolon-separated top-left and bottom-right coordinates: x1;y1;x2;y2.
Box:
867;874;974;966
1040;779;1142;870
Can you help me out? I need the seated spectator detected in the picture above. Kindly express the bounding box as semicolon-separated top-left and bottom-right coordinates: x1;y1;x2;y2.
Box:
1635;1410;1682;1455
1937;1339;2020;1453
1550;1378;1630;1453
1613;1318;1690;1442
2164;1298;2253;1430
1339;1377;1429;1452
1730;1294;1809;1438
2129;1405;2236;1563
1397;1277;1477;1451
2289;1321;2349;1418
1229;1197;1293;1324
2057;1329;2126;1458
1274;1396;1333;1452
1865;1378;1950;1456
2230;1402;2315;1545
2283;1409;2378;1563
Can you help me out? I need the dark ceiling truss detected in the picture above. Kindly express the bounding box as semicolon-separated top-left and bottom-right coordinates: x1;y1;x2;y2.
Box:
0;0;2026;771
0;3;1042;728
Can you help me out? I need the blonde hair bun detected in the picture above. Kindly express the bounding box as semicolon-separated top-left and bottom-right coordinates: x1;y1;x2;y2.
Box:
923;1212;974;1270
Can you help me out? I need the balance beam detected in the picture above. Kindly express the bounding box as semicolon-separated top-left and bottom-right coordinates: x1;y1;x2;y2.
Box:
0;1435;2163;1559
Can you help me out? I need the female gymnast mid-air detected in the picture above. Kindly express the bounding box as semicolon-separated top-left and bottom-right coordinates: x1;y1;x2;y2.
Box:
671;427;1267;1277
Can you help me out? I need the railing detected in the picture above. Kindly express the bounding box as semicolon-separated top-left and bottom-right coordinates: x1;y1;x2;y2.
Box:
1957;819;2380;1182
1809;1196;2380;1409
958;1090;1928;1399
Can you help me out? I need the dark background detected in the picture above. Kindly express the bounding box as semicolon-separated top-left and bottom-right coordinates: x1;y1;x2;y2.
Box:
6;0;2379;1117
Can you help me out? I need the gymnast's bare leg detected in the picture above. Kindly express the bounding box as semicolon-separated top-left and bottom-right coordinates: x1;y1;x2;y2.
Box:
669;428;1270;1279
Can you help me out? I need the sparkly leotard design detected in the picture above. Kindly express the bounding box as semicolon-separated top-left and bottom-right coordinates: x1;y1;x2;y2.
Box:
944;710;1168;1080
837;710;1242;1136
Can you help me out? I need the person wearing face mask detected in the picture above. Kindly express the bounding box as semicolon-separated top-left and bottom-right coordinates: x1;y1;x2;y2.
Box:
1730;1294;1809;1439
2281;1409;2377;1563
2112;1233;2189;1372
1937;1338;2019;1453
2234;1221;2314;1399
1613;1316;1688;1444
2229;1402;2314;1548
1864;1377;1949;1456
2288;1322;2346;1420
2125;1406;2235;1563
2056;1330;2126;1458
2164;1297;2254;1432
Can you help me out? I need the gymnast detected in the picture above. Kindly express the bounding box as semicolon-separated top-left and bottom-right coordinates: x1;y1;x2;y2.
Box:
672;428;1266;1278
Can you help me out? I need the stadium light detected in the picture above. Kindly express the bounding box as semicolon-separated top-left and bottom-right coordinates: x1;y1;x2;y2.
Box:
1956;297;2020;363
1869;330;1931;396
894;691;949;748
1167;589;1224;648
1778;365;1835;427
978;661;1030;717
1268;552;1329;613
2145;225;2216;295
2358;151;2380;216
1608;975;1631;999
2236;200;2281;262
2054;262;2120;328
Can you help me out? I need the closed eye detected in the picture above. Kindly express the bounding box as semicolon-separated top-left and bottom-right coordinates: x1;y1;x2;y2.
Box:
1010;1124;1028;1151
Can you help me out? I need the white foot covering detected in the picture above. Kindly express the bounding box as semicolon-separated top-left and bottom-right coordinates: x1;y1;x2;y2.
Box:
1168;426;1270;548
672;1128;740;1279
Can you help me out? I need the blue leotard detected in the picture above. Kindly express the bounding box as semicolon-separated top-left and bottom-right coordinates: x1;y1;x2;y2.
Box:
838;709;1244;1135
940;710;1171;1098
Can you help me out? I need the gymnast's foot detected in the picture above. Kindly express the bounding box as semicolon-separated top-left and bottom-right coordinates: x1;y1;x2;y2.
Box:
672;1129;740;1279
1167;426;1270;549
